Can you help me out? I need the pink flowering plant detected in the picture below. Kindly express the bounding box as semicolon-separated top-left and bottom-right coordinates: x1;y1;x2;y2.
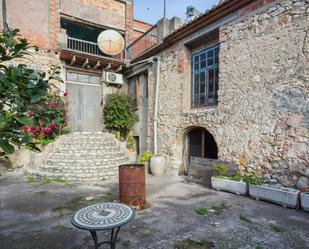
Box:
23;89;66;145
0;28;67;157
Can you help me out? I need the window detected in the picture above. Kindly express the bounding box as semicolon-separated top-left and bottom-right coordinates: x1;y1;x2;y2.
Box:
192;45;219;108
67;72;100;85
128;77;137;108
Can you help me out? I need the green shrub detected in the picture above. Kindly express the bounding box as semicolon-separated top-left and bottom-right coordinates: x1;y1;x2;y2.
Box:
139;151;153;164
103;92;138;137
126;135;135;150
239;213;252;223
195;208;208;216
243;176;263;185
0;28;65;157
212;163;229;176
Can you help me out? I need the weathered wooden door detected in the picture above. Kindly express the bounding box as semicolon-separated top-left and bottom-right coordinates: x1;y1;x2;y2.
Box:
66;72;102;132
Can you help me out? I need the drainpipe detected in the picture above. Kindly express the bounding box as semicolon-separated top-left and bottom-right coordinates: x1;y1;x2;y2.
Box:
153;56;161;155
2;0;8;32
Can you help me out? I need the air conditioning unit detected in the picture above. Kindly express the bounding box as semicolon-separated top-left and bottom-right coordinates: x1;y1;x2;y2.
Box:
104;71;123;85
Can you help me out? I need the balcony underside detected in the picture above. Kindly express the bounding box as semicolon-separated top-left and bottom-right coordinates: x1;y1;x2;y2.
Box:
60;49;127;71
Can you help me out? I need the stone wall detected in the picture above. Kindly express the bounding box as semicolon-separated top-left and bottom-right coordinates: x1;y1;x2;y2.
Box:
145;0;308;187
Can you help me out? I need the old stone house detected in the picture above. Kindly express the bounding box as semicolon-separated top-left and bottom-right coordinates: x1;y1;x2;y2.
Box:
0;0;308;187
126;0;309;187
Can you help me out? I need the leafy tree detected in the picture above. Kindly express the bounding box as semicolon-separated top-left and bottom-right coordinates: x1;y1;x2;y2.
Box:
0;28;64;157
103;92;138;137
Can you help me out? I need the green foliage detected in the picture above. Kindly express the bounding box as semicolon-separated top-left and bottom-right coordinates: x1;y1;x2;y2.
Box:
270;224;286;233
239;214;252;223
212;163;229;176
214;175;242;181
195;208;208;216
212;202;229;215
103;92;138;137
139;151;153;164
0;28;66;157
41;177;67;184
26;175;35;182
126;135;135;150
243;176;263;185
256;245;264;249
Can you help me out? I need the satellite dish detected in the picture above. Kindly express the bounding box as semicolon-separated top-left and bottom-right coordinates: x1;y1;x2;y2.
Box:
97;30;125;56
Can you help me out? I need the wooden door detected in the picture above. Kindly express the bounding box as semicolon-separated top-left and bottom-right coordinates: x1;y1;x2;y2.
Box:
66;72;102;132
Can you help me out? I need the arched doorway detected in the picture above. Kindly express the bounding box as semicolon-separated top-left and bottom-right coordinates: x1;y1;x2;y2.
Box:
188;128;218;159
183;127;218;184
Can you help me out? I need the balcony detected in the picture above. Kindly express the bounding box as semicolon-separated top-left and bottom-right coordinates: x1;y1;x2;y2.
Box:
66;36;124;60
126;25;158;60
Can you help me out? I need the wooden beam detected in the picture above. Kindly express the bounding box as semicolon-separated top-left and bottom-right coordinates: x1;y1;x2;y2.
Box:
116;65;122;72
82;59;89;68
105;63;111;70
93;61;100;69
201;129;205;158
70;56;76;65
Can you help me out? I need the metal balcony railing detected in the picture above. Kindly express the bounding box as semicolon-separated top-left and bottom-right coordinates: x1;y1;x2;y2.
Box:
67;36;124;60
126;25;158;60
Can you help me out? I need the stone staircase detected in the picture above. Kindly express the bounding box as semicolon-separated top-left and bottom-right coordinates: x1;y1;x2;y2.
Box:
26;132;130;182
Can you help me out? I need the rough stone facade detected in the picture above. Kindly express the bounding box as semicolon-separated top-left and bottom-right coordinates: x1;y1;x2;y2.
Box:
144;0;308;187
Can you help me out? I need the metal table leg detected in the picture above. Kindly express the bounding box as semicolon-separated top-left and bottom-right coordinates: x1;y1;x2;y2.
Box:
89;227;121;249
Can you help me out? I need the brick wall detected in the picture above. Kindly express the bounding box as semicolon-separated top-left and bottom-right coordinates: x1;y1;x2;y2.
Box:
132;19;152;41
61;0;127;31
0;0;51;49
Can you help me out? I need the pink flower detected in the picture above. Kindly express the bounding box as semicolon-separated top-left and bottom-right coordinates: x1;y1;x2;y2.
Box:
63;91;68;97
23;126;29;132
44;128;52;134
50;101;58;109
49;123;58;130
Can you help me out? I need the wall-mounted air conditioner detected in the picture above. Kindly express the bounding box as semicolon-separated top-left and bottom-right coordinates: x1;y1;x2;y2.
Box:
104;71;123;85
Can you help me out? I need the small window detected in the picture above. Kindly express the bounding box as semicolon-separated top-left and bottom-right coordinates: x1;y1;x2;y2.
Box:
192;45;219;108
128;77;137;108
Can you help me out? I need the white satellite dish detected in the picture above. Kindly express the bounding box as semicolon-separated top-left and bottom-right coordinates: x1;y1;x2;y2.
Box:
97;30;125;56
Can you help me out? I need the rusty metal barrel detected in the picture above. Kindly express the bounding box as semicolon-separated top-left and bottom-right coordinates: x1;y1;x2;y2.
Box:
119;164;146;211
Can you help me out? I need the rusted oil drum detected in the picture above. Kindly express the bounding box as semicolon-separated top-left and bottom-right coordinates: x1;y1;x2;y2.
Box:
119;164;146;211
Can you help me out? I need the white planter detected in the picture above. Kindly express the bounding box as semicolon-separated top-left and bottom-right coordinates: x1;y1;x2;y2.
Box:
211;177;247;195
150;155;165;177
300;192;309;212
249;184;299;208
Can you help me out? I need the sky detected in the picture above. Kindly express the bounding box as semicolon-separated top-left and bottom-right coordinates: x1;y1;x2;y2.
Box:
134;0;220;24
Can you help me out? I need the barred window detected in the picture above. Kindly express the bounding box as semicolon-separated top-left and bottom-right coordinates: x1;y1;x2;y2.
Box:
192;45;219;108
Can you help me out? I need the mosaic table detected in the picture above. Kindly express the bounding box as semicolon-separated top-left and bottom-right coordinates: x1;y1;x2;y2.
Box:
71;202;135;249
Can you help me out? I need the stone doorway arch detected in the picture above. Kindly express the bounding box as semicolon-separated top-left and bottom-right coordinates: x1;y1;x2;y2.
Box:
182;126;218;177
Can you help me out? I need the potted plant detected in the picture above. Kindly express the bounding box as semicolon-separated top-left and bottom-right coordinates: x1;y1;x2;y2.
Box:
126;135;136;152
139;151;153;174
211;163;247;195
150;154;166;177
246;176;300;208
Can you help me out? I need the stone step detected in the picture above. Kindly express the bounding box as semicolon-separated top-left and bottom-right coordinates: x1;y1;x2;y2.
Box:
51;149;124;156
28;132;129;182
40;157;128;166
55;141;117;146
27;169;117;181
43;157;128;165
36;166;121;174
53;146;120;152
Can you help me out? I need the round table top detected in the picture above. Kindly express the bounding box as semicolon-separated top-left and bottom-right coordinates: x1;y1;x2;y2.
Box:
71;202;135;231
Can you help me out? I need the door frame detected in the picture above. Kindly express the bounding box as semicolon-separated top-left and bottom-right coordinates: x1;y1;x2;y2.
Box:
65;69;103;132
